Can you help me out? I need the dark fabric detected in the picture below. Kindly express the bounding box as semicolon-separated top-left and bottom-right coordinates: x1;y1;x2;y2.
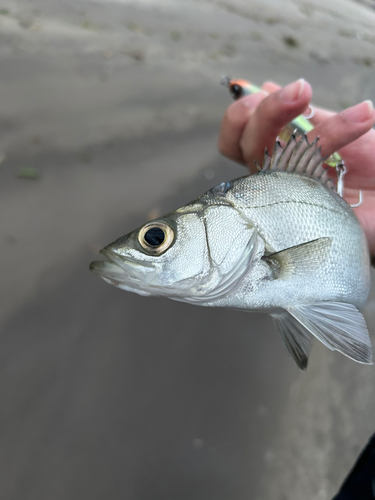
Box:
332;434;375;499
371;255;375;268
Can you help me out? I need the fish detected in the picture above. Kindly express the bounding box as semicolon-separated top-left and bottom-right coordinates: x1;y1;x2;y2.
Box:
221;76;342;168
90;136;372;370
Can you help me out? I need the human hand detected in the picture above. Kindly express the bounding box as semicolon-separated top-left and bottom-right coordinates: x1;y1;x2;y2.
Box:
218;79;375;257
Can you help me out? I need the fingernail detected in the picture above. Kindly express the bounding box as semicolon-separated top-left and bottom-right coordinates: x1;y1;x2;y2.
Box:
279;79;305;103
343;100;374;123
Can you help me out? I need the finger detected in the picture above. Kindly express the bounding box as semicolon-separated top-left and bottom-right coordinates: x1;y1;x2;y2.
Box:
240;79;312;171
262;81;322;121
308;107;335;125
260;80;338;125
349;189;375;255
338;128;375;189
218;92;268;164
261;81;281;94
306;100;375;165
260;80;341;125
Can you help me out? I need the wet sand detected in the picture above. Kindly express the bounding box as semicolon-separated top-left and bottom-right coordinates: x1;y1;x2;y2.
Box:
0;1;375;498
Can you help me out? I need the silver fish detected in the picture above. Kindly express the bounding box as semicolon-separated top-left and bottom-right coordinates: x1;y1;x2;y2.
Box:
90;136;372;370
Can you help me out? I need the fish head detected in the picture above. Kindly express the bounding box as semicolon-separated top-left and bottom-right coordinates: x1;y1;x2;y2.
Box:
90;201;259;303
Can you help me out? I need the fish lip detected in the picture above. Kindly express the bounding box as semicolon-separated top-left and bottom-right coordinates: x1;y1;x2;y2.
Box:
89;260;103;275
99;247;122;265
90;247;159;296
99;247;136;269
89;248;131;277
90;249;139;283
99;246;155;270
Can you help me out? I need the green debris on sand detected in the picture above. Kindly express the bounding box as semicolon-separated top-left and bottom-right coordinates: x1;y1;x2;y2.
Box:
283;35;300;48
16;167;40;179
81;20;102;31
127;22;144;33
0;9;9;16
170;30;181;41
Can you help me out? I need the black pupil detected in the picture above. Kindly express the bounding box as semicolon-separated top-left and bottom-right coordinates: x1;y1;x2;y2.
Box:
144;227;165;246
230;84;242;100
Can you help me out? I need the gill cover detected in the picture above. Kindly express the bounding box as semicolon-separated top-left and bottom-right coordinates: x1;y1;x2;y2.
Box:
163;205;260;303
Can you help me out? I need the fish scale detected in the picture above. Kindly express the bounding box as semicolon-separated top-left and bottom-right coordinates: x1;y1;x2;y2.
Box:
222;173;368;305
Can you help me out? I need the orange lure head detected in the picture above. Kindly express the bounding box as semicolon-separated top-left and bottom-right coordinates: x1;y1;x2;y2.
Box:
221;76;254;100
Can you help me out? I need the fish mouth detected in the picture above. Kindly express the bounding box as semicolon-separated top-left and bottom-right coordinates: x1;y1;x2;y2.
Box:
90;247;136;278
90;246;154;296
100;246;127;267
89;257;126;286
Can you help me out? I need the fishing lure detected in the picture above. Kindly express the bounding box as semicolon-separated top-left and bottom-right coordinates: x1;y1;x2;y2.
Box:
221;76;362;207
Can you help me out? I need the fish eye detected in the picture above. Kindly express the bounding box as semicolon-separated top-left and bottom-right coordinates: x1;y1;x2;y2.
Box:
230;83;243;100
138;221;175;255
144;227;165;246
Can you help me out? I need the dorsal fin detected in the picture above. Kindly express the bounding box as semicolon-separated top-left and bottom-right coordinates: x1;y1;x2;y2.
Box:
261;135;335;190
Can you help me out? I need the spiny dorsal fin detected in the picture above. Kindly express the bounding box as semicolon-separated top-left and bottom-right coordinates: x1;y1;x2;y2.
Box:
261;135;335;191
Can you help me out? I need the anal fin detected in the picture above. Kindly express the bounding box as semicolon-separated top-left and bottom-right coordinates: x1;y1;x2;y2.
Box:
287;302;373;365
272;311;313;370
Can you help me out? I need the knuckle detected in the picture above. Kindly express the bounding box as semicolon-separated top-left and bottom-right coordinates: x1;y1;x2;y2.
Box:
240;141;255;163
217;135;236;159
225;106;246;129
217;140;229;157
337;112;349;125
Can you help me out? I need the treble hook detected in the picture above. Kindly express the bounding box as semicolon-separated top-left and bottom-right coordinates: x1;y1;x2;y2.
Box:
336;161;363;208
336;162;346;198
350;190;363;208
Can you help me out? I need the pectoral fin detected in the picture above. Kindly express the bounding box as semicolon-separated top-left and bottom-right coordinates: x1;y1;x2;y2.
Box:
271;311;313;370
287;302;373;364
266;237;332;279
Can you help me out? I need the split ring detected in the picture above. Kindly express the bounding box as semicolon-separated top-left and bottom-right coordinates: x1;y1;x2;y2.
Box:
302;105;315;120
